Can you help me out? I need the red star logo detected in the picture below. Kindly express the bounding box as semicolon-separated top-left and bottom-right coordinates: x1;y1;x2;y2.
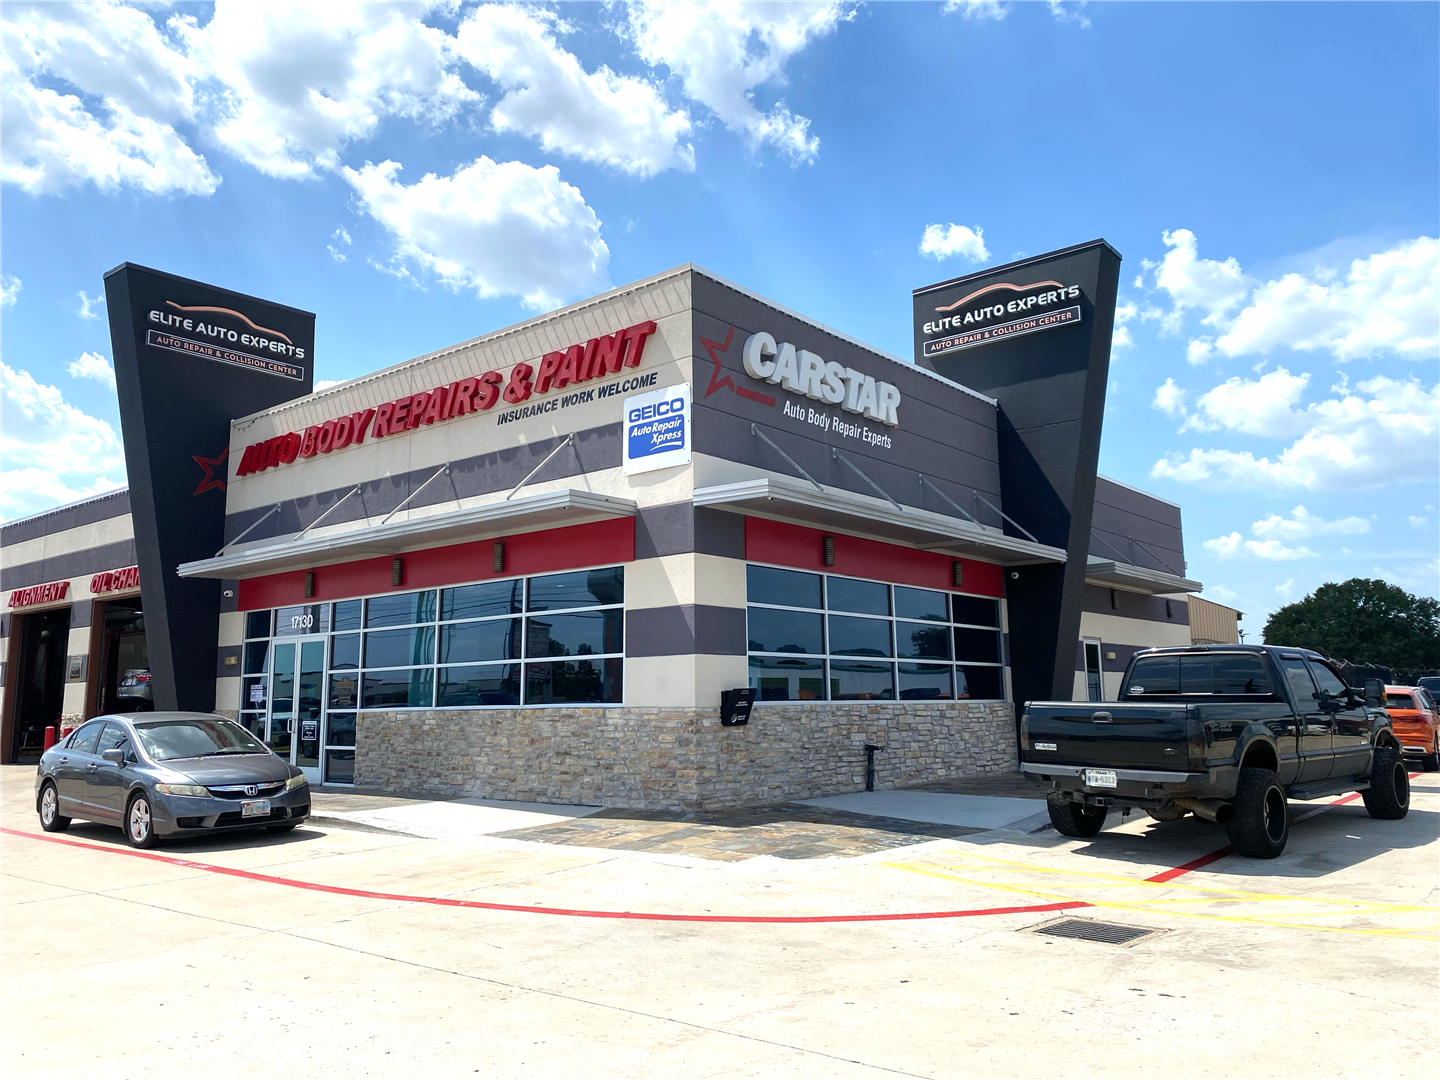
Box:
192;447;229;495
701;324;775;405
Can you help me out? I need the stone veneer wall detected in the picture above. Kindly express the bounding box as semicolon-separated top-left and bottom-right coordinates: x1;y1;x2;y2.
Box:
354;701;1016;811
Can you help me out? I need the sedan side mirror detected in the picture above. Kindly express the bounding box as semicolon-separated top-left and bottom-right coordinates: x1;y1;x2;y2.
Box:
101;748;125;765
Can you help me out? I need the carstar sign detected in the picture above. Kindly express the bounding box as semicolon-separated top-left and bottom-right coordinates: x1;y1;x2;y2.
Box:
235;320;658;477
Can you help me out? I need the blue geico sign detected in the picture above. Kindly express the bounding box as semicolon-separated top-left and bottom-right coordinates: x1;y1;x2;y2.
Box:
622;383;691;475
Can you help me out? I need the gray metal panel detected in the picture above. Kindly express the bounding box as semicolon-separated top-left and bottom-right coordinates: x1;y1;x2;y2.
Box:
1083;585;1189;624
1090;476;1187;575
0;488;132;547
626;604;747;656
68;599;94;629
695;507;745;559
0;538;138;591
635;502;694;560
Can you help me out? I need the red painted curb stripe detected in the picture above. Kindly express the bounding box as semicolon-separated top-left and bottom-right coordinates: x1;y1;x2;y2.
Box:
1;827;1088;924
1144;846;1234;883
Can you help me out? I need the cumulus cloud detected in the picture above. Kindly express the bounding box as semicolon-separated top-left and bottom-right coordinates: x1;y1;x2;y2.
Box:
1152;377;1186;418
1251;505;1369;541
1142;230;1438;364
76;290;103;320
313;378;344;392
624;1;850;165
66;351;116;389
1178;368;1311;436
1152;374;1439;490
1203;531;1316;561
0;361;125;520
343;156;609;311
1203;584;1238;603
1046;1;1092;27
919;223;989;263
0;274;19;307
1410;515;1428;530
457;5;693;177
327;225;352;263
943;1;1010;19
1275;578;1296;598
1111;299;1137;348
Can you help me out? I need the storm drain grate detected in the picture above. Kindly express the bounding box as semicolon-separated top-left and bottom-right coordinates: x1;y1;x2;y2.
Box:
1029;918;1167;946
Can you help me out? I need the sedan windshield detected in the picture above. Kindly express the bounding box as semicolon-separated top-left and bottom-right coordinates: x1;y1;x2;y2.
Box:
134;718;270;761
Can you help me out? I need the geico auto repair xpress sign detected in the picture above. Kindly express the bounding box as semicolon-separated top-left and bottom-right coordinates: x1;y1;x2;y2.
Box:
622;383;691;475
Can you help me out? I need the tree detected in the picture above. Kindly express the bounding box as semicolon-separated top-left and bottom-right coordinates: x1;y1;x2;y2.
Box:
1263;578;1440;669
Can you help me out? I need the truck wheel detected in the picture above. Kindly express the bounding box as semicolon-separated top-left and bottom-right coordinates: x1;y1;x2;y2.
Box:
1422;742;1439;772
1225;767;1288;859
1047;794;1108;838
1362;744;1410;820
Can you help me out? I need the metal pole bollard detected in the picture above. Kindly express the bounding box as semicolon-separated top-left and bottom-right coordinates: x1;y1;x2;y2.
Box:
863;743;884;792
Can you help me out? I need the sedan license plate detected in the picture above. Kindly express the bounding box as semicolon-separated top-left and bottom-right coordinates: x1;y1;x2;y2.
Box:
240;799;271;818
1084;769;1118;789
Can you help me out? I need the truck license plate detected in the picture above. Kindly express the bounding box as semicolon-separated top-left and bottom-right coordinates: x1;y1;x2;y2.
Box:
1084;769;1118;789
241;799;270;818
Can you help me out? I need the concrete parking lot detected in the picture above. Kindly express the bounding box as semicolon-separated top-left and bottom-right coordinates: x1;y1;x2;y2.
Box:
2;764;1436;1079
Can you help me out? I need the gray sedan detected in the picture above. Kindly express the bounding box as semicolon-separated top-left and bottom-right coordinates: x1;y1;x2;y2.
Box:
35;712;310;848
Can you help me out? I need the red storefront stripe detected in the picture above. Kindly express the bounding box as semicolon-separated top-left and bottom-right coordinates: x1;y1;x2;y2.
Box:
237;517;635;610
744;517;1003;598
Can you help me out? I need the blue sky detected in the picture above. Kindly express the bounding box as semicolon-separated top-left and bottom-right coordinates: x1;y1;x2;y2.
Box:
2;1;1436;637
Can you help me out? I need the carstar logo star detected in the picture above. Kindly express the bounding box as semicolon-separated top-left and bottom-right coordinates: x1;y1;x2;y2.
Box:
701;324;776;405
192;447;229;495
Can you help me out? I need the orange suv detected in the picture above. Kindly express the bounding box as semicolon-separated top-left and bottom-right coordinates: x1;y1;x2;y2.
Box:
1384;686;1440;771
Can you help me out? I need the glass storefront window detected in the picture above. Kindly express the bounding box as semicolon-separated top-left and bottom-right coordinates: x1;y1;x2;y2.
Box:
333;599;362;632
363;626;436;668
527;567;624;611
443;580;523;621
523;658;622;705
275;604;330;636
440;619;521;664
245;610;272;640
438;664;521;707
365;590;437;629
746;566;1005;702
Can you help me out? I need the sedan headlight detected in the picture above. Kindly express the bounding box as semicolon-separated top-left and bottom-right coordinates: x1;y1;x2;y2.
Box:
285;773;308;792
155;783;208;797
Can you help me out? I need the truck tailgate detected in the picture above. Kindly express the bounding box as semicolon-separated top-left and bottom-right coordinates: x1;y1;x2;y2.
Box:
1024;702;1195;770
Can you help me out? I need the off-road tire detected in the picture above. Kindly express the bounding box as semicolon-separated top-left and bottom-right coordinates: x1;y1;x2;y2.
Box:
1362;744;1410;820
1047;794;1108;838
1421;747;1439;772
125;792;159;849
1225;767;1289;859
38;782;70;832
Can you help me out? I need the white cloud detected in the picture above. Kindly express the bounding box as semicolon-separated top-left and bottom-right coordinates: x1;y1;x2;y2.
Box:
1275;578;1296;598
1046;1;1092;28
1;72;219;196
76;289;103;320
1410;515;1428;530
183;2;479;180
624;1;850;165
327;225;352;263
1203;584;1238;603
1180;368;1311;436
456;5;693;177
943;1;1010;19
1251;505;1369;541
66;351;115;389
1111;299;1137;348
1152;375;1439;490
919;223;989;263
0;274;19;307
1151;377;1186;418
313;378;344;392
0;361;125;520
1203;531;1316;561
343;156;609;311
1210;236;1439;362
1144;228;1250;335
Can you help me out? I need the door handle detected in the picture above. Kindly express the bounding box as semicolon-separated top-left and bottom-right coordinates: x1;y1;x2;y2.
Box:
87;763;99;771
1091;711;1113;723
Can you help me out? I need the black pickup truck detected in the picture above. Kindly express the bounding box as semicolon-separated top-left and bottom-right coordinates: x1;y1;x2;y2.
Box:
1019;644;1410;858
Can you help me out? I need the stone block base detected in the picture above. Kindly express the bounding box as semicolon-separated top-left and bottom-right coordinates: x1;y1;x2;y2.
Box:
355;701;1016;811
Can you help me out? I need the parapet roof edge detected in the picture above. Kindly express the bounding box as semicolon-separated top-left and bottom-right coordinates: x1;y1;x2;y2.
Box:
237;263;996;427
1096;473;1182;509
1;485;130;532
689;265;997;407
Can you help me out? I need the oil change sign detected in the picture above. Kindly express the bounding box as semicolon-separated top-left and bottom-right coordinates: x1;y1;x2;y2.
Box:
622;383;691;475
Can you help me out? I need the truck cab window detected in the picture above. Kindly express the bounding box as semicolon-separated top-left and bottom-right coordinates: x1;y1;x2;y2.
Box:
1124;655;1179;695
1306;660;1348;700
1279;657;1318;709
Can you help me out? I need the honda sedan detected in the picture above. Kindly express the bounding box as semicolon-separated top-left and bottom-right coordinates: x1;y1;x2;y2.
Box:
35;712;310;848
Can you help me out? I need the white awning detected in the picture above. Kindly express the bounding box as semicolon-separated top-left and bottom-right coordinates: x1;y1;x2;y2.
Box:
1086;557;1202;595
692;477;1067;565
177;489;637;580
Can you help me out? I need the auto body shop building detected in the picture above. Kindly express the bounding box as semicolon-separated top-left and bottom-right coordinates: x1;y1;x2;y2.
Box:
0;242;1201;808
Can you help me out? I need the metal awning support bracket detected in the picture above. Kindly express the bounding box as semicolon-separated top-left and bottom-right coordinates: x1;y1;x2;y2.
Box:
1128;534;1183;577
382;463;451;525
974;491;1040;544
506;434;577;501
295;486;361;541
832;448;902;513
751;424;823;492
918;475;981;525
215;503;282;558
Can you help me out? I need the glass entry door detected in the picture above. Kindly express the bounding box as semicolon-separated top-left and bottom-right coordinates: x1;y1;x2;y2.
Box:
269;639;325;781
